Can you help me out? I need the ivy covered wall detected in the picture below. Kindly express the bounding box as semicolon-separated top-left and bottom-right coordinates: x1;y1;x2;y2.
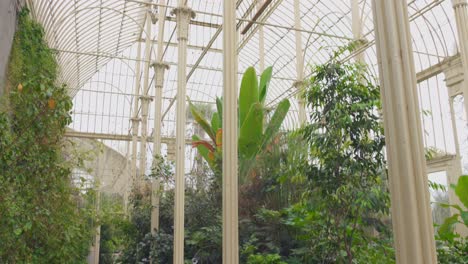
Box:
0;9;94;263
0;0;25;96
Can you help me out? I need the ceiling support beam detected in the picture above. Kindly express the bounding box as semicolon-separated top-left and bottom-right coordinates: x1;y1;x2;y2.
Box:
241;0;273;34
372;1;437;263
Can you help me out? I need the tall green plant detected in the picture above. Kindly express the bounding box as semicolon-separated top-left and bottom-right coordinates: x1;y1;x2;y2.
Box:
188;66;290;182
285;52;392;263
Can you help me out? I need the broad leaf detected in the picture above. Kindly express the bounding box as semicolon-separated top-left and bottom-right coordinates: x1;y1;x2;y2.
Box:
438;214;459;238
259;66;273;104
216;97;223;127
188;97;216;144
461;211;468;226
239;103;264;159
239;67;259;128
261;99;291;149
211;112;221;132
455;175;468;208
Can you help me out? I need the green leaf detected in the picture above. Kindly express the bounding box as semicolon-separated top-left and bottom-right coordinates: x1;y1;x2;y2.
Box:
261;99;290;149
211;112;221;132
216;97;223;127
239;103;264;159
239;67;259;128
259;66;273;104
14;228;22;236
438;214;459;236
188;97;216;144
455;175;468;208
192;135;216;171
461;211;468;226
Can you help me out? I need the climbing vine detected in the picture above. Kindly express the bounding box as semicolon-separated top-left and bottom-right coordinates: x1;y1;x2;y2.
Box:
0;9;94;262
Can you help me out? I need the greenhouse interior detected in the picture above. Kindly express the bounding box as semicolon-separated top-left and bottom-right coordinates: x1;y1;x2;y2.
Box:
0;0;468;263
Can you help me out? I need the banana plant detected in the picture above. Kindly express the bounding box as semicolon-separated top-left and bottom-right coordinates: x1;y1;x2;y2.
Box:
188;66;291;182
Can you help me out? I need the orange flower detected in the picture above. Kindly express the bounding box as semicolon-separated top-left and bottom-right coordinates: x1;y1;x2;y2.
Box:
48;98;56;110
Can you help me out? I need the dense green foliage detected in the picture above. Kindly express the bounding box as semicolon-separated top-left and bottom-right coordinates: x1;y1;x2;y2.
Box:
114;58;398;263
435;176;468;263
293;54;392;263
4;19;465;262
0;9;94;262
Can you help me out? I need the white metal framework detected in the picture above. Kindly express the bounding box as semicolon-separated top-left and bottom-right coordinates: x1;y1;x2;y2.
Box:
26;0;468;262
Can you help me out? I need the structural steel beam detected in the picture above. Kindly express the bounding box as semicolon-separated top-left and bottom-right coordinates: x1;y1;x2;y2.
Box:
64;130;190;143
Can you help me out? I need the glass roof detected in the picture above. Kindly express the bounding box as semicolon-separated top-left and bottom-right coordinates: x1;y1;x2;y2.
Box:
27;0;467;187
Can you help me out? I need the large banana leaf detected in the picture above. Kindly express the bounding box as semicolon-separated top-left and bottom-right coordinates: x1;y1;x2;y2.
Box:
188;97;216;144
239;67;259;129
261;99;291;149
211;112;221;132
239;103;264;159
216;97;223;127
259;66;273;104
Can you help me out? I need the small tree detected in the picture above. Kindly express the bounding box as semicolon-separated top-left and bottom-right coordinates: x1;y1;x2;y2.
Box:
287;48;392;263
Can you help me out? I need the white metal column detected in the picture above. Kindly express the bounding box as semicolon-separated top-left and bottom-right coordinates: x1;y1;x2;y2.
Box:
223;0;239;263
294;0;306;125
351;0;364;63
172;3;194;263
452;0;468;120
372;1;437;263
131;41;142;188
258;0;265;72
151;0;168;237
138;8;154;184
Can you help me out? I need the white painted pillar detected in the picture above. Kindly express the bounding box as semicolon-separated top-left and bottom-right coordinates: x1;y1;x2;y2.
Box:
294;0;306;125
151;62;168;235
258;0;265;72
351;0;365;63
372;1;437;263
93;190;101;264
452;0;468;119
151;0;169;237
138;8;154;184
171;3;194;263
150;60;168;231
223;0;239;263
444;61;468;237
131;41;142;188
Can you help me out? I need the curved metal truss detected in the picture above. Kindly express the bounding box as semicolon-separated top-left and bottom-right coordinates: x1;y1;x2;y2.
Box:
26;0;466;196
